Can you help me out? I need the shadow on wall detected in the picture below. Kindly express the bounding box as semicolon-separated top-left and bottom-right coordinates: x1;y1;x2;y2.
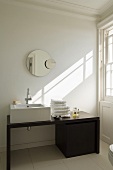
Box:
31;50;93;105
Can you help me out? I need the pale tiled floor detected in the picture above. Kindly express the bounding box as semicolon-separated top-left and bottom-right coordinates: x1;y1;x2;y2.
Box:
0;151;6;170
1;140;113;170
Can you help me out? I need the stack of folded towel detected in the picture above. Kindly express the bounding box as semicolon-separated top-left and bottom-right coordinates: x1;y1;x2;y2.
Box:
50;99;70;117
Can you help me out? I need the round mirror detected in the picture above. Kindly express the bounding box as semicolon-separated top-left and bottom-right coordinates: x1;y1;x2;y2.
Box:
26;50;56;77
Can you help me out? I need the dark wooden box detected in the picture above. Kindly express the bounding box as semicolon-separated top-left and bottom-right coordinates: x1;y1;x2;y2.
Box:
55;118;99;158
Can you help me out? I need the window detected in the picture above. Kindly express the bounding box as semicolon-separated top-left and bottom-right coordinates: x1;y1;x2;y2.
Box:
99;26;113;102
104;29;113;97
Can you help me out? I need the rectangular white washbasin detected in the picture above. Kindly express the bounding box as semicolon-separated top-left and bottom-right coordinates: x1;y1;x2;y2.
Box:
10;104;51;123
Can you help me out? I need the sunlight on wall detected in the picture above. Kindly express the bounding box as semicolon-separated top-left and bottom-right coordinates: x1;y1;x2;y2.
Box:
32;50;93;105
44;61;84;105
31;89;42;103
85;51;93;79
44;58;84;93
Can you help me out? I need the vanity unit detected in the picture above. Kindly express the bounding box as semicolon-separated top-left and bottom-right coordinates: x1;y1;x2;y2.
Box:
7;112;100;170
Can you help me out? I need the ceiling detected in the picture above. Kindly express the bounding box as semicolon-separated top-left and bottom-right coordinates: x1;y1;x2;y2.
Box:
56;0;113;10
1;0;113;20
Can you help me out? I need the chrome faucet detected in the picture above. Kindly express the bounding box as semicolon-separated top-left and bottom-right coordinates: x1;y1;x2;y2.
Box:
25;88;32;104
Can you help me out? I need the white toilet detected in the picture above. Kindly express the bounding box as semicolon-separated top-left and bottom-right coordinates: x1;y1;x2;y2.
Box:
108;144;113;166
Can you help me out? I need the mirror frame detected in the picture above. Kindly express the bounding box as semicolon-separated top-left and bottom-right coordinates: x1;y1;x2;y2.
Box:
26;50;56;77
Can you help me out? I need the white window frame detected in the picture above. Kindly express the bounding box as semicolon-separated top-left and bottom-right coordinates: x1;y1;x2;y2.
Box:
97;14;113;104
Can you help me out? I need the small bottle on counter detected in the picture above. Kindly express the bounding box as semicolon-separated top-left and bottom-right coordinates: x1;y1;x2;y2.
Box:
13;100;21;105
72;108;79;118
76;109;79;117
72;107;77;118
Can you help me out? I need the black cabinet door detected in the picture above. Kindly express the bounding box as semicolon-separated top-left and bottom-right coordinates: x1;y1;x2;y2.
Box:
66;121;96;157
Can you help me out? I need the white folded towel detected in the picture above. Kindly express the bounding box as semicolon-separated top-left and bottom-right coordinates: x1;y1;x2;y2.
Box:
51;111;69;116
51;104;66;107
51;99;66;104
51;99;70;117
53;109;70;113
53;106;69;110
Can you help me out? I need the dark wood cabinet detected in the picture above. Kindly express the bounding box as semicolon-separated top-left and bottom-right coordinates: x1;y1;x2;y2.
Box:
56;115;99;157
7;111;100;170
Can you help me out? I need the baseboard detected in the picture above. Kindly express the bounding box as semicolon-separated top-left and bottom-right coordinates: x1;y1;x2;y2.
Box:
101;135;110;144
11;140;55;151
0;140;55;152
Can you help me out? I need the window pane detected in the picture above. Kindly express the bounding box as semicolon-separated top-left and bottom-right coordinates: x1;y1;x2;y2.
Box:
106;64;110;71
108;37;112;44
104;29;113;99
106;89;110;96
106;71;110;88
112;71;113;88
108;44;113;63
108;30;113;36
111;90;113;96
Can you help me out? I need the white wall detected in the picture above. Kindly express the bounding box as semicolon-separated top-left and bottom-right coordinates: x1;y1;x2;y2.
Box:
0;2;97;151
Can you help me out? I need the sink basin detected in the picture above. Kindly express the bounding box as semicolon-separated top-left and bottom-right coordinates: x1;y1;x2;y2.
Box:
10;104;51;123
10;104;44;109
